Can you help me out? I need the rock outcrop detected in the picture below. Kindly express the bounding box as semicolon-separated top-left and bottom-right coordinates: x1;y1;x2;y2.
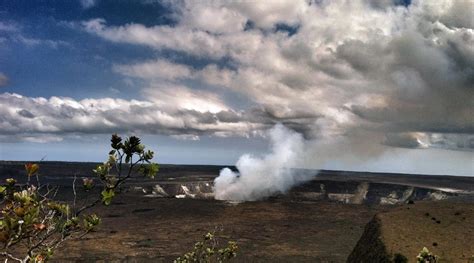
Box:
347;216;392;262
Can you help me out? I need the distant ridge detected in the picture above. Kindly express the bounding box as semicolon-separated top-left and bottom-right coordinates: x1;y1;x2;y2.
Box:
1;161;473;192
0;160;471;177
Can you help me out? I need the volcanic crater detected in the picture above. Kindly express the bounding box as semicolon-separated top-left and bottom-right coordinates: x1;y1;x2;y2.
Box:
1;161;473;262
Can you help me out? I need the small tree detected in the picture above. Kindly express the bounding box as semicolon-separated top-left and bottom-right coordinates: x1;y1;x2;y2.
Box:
0;134;158;262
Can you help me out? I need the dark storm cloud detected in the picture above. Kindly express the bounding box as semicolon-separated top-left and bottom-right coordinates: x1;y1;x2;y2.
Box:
216;110;242;123
333;3;474;150
384;133;425;149
17;109;35;118
336;40;386;74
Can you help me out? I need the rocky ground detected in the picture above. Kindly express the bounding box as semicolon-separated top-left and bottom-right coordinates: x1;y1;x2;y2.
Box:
1;162;473;262
53;194;382;262
348;199;474;262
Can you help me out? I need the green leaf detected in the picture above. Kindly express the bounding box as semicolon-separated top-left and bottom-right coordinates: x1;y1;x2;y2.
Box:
82;178;94;191
143;150;154;161
123;136;141;155
101;189;115;206
108;154;116;164
139;163;159;178
93;163;110;179
83;214;101;231
0;186;6;194
111;134;122;149
6;178;16;186
136;144;145;153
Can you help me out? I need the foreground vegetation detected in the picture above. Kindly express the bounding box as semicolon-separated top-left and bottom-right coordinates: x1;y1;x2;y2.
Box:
174;232;238;263
0;134;158;262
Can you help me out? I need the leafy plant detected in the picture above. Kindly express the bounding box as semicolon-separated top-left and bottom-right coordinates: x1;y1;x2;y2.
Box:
0;134;158;262
416;247;439;263
174;232;238;263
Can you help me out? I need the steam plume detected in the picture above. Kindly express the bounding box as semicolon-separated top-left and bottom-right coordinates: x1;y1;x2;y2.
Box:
214;124;315;201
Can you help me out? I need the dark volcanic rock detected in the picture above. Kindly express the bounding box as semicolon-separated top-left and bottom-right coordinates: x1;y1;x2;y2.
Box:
347;216;391;263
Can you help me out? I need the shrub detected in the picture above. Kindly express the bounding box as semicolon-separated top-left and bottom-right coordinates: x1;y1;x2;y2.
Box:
174;232;238;263
416;247;439;263
0;134;158;262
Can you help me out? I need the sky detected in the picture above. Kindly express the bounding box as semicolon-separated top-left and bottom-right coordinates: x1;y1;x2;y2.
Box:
0;0;473;175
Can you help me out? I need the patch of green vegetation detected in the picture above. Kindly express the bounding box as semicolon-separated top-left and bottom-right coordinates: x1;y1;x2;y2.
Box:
417;247;439;263
175;232;238;263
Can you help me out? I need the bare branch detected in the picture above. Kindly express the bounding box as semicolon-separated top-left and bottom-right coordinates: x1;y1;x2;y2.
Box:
0;252;22;262
75;197;101;216
72;174;77;212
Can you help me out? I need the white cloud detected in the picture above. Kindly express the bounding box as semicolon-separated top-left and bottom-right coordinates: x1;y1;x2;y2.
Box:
0;21;68;48
114;59;193;81
0;92;264;142
22;135;64;143
170;134;200;141
178;3;248;33
82;18;229;58
5;0;473;152
227;0;308;29
142;83;229;114
80;0;97;9
13;35;69;48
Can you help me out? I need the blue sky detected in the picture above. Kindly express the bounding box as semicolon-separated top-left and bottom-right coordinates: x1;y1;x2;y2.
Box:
0;0;168;99
0;0;472;175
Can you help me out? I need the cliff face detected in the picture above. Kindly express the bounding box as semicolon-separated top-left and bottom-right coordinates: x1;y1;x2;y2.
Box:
139;180;458;206
346;216;392;263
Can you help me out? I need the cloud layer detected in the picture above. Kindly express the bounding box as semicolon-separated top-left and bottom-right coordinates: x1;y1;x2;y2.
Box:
1;0;473;153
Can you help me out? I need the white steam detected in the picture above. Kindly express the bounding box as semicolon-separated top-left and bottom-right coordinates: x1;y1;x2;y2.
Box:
214;124;315;201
